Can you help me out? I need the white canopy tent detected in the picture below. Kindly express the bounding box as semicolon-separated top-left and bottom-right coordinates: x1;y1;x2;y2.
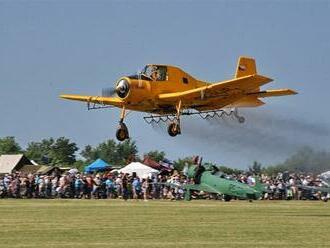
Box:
118;162;159;178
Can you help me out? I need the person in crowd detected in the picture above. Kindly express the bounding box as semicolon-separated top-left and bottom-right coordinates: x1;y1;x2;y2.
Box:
38;176;45;198
74;174;84;199
85;174;94;199
105;176;115;199
115;175;122;199
121;174;129;200
132;176;141;200
142;178;149;201
92;174;101;199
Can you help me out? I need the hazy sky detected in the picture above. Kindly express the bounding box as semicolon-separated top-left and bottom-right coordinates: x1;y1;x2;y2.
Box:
1;1;330;168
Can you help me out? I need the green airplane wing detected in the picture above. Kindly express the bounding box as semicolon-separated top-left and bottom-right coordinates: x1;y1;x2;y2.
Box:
162;182;223;195
187;183;222;195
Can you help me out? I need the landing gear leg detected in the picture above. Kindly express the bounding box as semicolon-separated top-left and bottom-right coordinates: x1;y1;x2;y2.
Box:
184;187;191;201
223;195;232;202
168;100;182;137
233;108;245;124
116;106;129;141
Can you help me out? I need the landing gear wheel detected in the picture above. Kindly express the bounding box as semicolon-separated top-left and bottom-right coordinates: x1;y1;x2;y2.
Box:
116;123;129;141
223;195;232;202
238;116;245;124
167;122;181;137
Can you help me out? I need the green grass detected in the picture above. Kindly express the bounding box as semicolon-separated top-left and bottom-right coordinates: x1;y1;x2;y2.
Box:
0;200;330;247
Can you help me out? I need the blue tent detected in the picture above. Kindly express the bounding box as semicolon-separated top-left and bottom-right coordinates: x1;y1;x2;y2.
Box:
84;159;110;173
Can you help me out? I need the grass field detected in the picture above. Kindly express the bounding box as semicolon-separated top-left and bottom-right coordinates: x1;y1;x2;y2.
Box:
0;200;330;248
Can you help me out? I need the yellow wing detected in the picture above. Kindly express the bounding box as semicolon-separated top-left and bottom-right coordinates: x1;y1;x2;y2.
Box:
60;94;124;108
158;74;272;102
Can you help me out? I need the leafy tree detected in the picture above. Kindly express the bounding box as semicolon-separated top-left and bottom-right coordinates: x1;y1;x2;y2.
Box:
144;150;166;162
202;162;243;175
73;160;86;172
262;164;288;176
115;139;138;165
248;161;263;175
218;165;243;175
81;140;117;163
80;145;94;163
25;137;78;166
51;137;78;165
25;138;54;164
81;139;138;166
0;136;22;155
173;157;194;171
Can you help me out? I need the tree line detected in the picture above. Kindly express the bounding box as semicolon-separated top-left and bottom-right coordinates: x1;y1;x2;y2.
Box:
1;136;330;174
0;136;150;169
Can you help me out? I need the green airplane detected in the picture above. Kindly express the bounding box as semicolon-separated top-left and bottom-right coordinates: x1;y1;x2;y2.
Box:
176;164;265;201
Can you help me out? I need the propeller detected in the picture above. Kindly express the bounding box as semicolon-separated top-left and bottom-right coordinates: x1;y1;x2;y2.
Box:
101;79;130;99
116;79;130;98
102;86;117;97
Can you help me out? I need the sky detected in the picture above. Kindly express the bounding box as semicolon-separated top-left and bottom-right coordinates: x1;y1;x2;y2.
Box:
1;0;330;168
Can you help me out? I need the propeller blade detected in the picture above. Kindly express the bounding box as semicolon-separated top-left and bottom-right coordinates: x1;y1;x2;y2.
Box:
102;87;116;97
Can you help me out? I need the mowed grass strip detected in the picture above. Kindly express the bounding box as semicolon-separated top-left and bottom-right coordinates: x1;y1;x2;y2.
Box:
0;200;329;248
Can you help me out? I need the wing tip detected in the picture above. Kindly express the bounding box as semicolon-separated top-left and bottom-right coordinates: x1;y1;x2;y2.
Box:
59;94;75;100
290;89;298;95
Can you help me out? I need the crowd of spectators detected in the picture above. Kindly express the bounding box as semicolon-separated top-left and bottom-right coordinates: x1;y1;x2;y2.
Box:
0;170;329;201
0;171;188;200
227;171;330;201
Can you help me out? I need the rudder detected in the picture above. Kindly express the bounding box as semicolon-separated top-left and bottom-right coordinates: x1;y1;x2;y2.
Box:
235;57;257;78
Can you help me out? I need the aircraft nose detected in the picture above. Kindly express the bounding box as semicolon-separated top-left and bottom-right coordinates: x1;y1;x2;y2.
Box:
116;78;130;98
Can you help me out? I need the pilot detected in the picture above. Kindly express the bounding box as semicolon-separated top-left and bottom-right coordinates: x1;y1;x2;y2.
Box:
150;66;160;81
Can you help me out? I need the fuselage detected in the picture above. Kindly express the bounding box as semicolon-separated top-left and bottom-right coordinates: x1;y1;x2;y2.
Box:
200;171;261;200
186;164;262;200
115;65;208;114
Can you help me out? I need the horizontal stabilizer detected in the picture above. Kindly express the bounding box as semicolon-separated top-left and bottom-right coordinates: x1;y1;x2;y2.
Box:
248;89;297;98
228;96;265;108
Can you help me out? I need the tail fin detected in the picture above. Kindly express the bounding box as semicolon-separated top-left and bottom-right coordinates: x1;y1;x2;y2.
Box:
235;57;257;78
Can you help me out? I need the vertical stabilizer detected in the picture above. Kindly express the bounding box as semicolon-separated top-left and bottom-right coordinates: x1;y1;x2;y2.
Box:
235;57;257;78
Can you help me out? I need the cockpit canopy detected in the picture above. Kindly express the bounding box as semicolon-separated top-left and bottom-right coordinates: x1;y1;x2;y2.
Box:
128;65;168;81
141;65;168;81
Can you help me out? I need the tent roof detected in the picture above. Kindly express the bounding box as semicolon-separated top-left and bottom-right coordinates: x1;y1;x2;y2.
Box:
118;162;159;178
0;154;32;174
85;159;110;172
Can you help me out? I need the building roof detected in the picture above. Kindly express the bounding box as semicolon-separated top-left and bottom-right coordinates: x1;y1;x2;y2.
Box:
18;164;65;175
19;165;42;174
0;154;32;174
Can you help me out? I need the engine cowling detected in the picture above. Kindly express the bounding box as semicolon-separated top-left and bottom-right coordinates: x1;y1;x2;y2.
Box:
116;78;130;99
115;77;152;102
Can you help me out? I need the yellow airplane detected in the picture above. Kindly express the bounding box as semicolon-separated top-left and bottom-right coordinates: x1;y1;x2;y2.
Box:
60;57;297;141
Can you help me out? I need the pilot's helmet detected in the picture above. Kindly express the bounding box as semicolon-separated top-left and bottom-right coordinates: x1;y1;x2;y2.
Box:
151;65;158;71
